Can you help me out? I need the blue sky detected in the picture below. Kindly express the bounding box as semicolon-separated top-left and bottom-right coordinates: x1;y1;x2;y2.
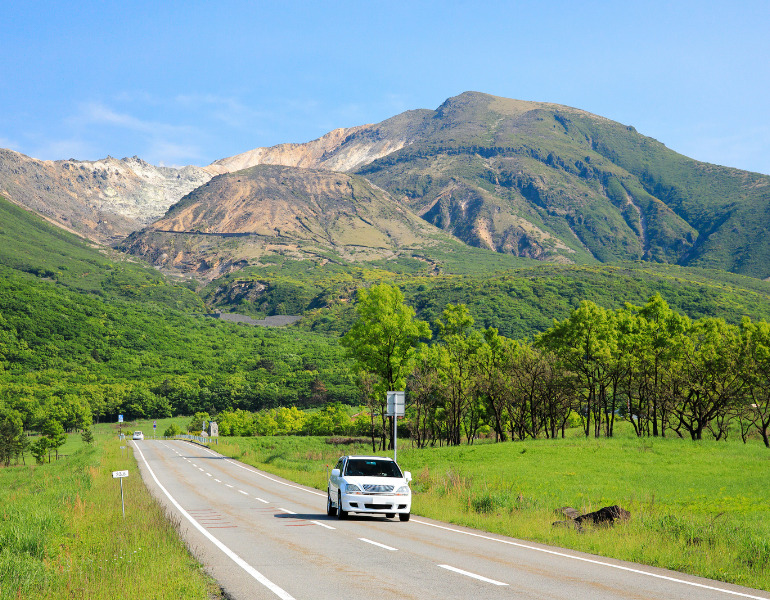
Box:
1;1;768;174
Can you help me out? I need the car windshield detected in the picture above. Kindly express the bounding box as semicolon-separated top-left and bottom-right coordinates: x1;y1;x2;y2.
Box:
345;459;402;478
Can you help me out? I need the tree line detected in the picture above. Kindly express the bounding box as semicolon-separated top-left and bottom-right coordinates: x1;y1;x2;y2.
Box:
343;284;770;449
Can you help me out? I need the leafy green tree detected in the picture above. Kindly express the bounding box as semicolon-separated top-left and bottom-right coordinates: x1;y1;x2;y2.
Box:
273;406;306;435
741;318;770;447
187;412;211;434
163;423;181;438
538;301;618;437
434;304;484;445
0;408;25;466
81;428;95;445
342;284;430;449
30;437;48;464
619;294;690;437
41;418;66;461
218;409;256;436
669;318;744;440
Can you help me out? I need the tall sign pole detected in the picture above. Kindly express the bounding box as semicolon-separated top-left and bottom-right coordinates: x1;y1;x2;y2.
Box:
386;391;405;463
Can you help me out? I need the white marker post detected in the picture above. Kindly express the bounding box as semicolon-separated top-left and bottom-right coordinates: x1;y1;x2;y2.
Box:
386;391;405;463
112;470;129;518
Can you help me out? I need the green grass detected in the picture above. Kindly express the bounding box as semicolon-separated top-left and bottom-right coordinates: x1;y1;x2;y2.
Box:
212;429;770;591
0;432;220;600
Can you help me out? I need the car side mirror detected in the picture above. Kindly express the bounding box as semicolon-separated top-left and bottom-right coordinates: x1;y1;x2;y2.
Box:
404;471;412;483
331;468;341;477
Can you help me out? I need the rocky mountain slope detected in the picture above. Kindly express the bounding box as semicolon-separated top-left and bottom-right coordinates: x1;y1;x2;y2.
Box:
119;164;462;280
0;149;213;243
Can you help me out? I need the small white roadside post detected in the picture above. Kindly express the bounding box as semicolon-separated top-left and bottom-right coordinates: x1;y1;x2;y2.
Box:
386;391;405;463
112;470;129;518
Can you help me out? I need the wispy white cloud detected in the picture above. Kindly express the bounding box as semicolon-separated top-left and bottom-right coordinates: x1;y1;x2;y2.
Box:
174;93;271;130
70;101;196;137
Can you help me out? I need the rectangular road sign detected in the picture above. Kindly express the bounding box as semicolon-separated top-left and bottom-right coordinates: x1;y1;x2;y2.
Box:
386;391;405;417
118;414;123;423
112;470;129;478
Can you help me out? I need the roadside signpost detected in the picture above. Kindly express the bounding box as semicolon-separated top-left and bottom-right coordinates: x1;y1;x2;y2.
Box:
112;470;129;517
386;391;405;463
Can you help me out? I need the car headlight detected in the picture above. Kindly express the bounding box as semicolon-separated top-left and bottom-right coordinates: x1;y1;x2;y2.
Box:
345;483;363;494
395;486;410;496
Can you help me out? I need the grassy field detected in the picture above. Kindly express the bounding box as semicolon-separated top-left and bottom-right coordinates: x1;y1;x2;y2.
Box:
210;427;770;591
0;429;219;600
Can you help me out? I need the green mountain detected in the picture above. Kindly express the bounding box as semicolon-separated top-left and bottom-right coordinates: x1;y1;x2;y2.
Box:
351;92;770;276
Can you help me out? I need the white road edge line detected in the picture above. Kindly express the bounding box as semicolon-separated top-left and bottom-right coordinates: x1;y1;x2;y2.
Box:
312;521;335;530
133;443;296;600
278;508;296;514
415;519;769;600
183;442;768;600
359;538;397;551
438;564;507;586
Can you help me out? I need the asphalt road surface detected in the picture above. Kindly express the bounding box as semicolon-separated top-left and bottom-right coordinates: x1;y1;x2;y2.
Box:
132;439;770;600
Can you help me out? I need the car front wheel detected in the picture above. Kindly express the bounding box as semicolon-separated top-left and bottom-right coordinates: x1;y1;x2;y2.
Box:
399;512;410;522
326;491;337;517
337;492;347;520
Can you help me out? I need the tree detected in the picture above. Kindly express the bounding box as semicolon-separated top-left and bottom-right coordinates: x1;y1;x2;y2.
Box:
163;423;180;438
30;437;48;464
619;294;689;437
41;418;66;461
341;284;430;449
433;304;484;445
475;328;518;442
669;318;744;440
0;409;25;466
538;301;618;437
187;412;211;434
81;428;95;445
741;318;770;447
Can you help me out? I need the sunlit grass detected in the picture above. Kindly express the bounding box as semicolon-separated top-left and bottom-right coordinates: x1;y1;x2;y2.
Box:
0;432;220;600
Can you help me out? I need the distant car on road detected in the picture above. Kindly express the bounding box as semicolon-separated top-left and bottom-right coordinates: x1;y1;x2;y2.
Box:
132;431;144;440
327;455;412;521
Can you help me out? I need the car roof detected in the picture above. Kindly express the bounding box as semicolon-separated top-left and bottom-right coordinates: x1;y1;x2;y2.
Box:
343;455;394;461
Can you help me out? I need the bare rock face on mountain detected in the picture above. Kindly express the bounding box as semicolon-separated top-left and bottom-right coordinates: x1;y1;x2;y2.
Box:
120;164;456;280
0;149;212;243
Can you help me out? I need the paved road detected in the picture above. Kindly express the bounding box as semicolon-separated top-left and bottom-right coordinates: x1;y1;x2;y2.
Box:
132;440;770;600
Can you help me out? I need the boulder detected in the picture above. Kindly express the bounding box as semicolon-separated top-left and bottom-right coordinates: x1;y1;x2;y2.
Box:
574;505;631;526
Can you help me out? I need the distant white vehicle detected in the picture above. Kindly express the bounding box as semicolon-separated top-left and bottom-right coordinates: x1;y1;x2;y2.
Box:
132;431;144;440
327;455;412;521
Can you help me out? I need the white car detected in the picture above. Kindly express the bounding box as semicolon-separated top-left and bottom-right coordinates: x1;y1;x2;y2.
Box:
327;455;412;521
132;431;144;440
